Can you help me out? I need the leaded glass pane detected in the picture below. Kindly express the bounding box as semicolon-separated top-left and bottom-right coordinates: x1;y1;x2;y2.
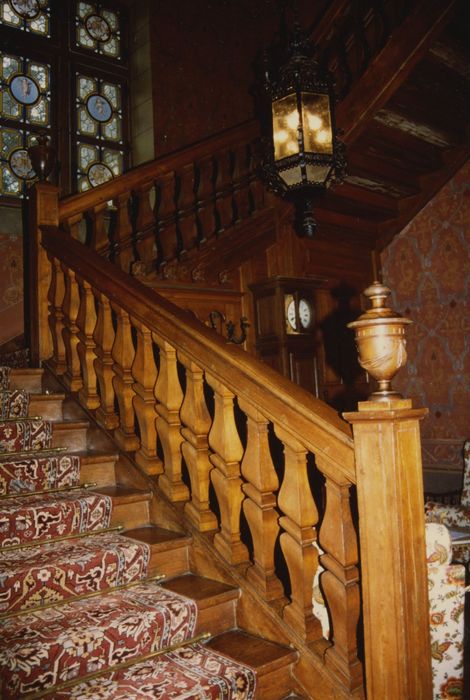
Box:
75;1;121;60
76;72;122;143
0;0;50;37
1;54;51;122
0;128;36;196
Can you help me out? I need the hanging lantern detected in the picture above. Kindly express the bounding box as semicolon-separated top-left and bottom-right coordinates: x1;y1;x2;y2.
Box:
259;23;346;238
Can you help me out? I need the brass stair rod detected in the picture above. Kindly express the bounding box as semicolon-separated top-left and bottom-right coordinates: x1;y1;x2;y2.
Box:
25;632;211;699
1;524;123;552
0;573;166;620
0;482;97;500
0;415;42;422
0;446;67;461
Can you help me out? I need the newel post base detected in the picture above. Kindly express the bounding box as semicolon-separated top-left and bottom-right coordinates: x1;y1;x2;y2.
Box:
27;182;60;366
344;398;433;700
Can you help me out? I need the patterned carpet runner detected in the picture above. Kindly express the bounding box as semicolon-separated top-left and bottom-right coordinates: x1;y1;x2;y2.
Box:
0;531;150;612
0;455;81;495
0;391;29;419
50;644;256;700
0;488;113;546
0;367;256;699
0;419;52;453
0;582;197;698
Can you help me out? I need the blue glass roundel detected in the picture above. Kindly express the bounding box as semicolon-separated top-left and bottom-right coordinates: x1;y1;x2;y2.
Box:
86;94;113;123
9;74;40;105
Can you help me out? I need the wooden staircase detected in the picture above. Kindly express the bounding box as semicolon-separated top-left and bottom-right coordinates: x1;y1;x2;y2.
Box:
0;366;302;699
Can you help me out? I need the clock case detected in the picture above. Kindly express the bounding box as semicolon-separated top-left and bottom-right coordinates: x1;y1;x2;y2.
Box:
249;276;325;396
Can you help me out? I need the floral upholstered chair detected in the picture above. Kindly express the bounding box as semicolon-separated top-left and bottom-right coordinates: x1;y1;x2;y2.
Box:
425;522;465;700
425;440;470;563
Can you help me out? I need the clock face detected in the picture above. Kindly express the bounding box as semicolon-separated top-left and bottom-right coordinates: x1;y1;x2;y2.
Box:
286;299;297;331
299;298;313;329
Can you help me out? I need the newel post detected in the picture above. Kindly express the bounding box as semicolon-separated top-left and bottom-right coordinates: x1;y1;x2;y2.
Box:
27;182;60;366
344;282;432;699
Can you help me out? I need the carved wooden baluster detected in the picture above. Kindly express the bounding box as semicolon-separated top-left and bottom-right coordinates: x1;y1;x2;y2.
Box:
62;213;83;241
206;373;248;564
214;148;234;233
135;181;156;265
88;203;110;256
177;163;197;253
155;171;178;263
111;306;139;451
247;142;264;214
178;351;217;531
274;425;322;640
93;292;118;430
76;277;99;410
61;265;83;392
195;155;215;242
239;398;284;602
153;333;188;502
47;256;66;374
232;143;251;223
113;192;134;273
317;457;362;691
131;318;161;476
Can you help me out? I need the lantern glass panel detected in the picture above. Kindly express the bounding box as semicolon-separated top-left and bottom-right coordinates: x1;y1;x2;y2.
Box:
272;92;299;161
279;164;303;186
305;163;332;184
301;92;332;154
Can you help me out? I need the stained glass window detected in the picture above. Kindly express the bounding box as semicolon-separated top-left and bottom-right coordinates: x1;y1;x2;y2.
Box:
0;53;51;196
0;0;128;199
0;0;50;37
76;2;121;59
75;72;124;190
77;142;123;191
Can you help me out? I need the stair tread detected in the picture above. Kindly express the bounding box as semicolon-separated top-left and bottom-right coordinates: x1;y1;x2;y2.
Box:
28;392;65;400
207;630;298;675
124;524;192;548
94;485;151;502
162;573;239;607
80;450;118;463
52;420;89;429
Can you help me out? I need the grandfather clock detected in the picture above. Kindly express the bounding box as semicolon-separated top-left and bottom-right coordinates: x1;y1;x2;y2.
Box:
249;276;326;396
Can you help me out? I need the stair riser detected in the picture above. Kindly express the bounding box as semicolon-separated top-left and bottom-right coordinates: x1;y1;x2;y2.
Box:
149;544;190;578
8;370;43;393
111;500;150;529
256;666;298;700
52;425;88;451
195;599;237;636
80;459;116;486
29;395;64;421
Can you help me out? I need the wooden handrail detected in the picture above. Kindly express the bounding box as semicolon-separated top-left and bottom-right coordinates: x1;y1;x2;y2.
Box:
59;121;259;222
42;224;354;481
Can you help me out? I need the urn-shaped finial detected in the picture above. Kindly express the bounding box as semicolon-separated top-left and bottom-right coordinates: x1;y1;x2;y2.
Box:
348;281;411;401
28;131;56;182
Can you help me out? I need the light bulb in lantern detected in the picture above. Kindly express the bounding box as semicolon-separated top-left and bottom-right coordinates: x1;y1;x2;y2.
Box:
286;110;299;130
316;129;330;144
307;114;323;131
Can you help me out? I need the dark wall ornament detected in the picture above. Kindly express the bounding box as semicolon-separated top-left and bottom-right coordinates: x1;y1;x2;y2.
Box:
258;21;347;238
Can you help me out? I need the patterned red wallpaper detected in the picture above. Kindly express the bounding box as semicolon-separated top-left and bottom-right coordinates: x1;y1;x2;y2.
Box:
0;233;23;346
381;160;470;473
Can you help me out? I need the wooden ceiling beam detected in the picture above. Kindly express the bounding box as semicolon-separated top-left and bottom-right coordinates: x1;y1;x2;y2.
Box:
337;0;457;144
